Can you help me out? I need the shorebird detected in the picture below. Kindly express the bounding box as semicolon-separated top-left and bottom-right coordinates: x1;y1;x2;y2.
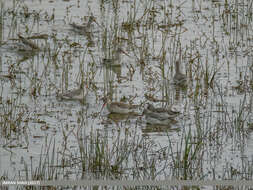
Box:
143;104;179;125
102;48;130;67
69;16;99;34
58;85;87;102
101;97;139;114
143;104;180;120
17;34;40;51
173;60;187;86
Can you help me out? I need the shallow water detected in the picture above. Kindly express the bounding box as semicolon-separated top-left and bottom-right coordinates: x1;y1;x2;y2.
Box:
0;0;253;187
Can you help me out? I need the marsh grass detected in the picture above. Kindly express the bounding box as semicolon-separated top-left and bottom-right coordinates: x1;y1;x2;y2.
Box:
168;127;205;180
0;97;28;143
1;0;253;189
20;138;60;181
63;125;190;181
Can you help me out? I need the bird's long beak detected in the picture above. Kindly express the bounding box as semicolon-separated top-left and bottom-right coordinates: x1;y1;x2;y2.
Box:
100;102;106;113
98;102;107;118
119;48;131;57
93;19;102;29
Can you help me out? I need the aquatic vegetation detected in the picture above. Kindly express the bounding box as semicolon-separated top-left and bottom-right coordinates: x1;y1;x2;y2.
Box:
0;0;253;189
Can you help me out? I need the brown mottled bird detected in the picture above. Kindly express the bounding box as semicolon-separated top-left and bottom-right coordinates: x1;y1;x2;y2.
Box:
58;84;88;103
18;34;40;50
143;103;179;125
101;97;139;114
69;16;99;34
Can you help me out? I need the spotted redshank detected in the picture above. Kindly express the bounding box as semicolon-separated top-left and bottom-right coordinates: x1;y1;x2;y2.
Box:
58;84;87;102
143;103;179;125
101;97;139;114
18;34;40;50
143;104;180;119
70;16;99;34
102;48;130;66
